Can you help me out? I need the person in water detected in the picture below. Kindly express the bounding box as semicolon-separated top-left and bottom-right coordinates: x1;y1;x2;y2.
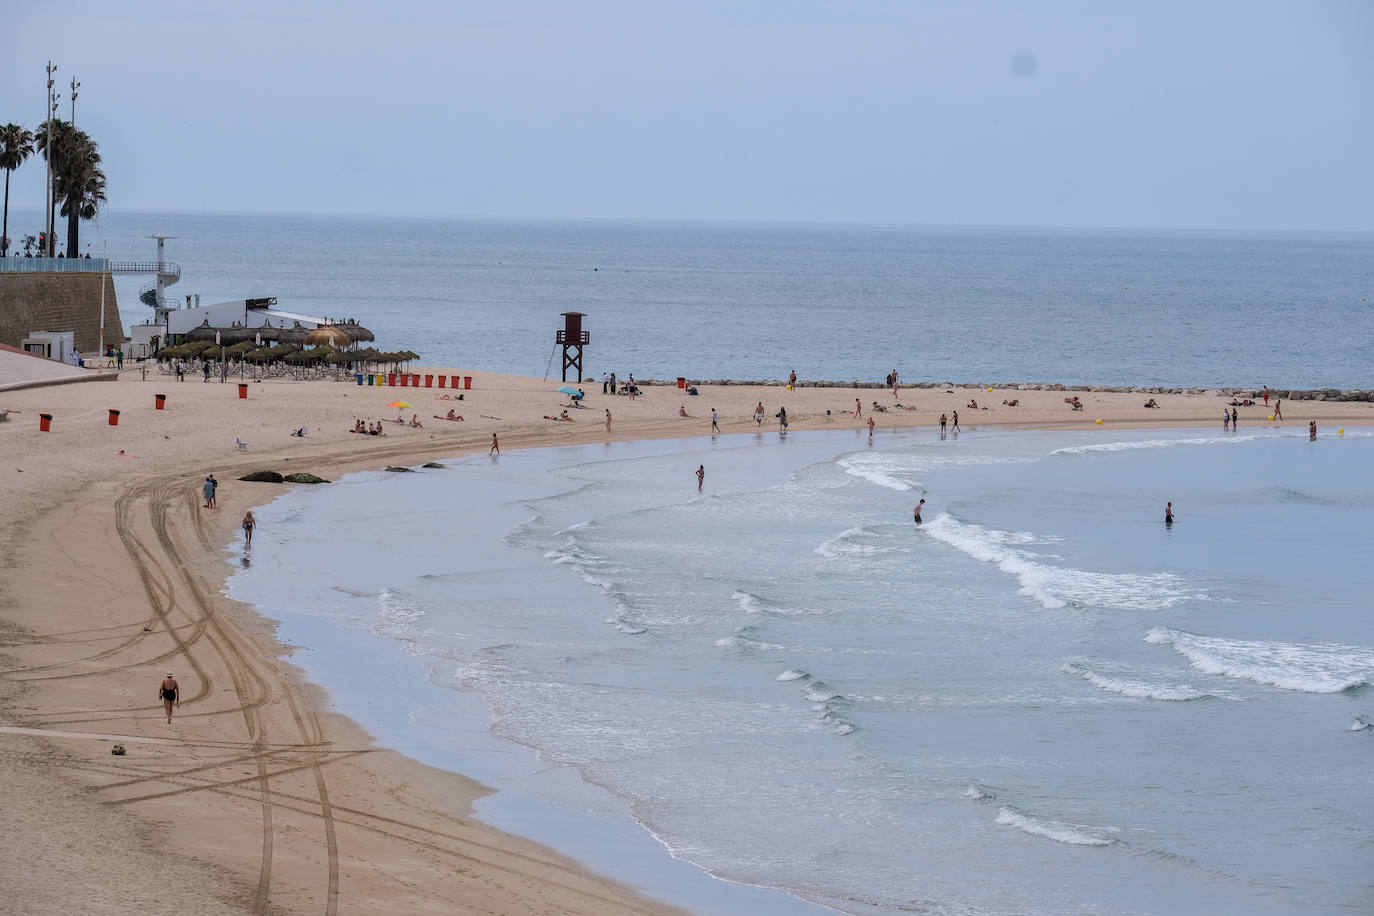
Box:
159;672;180;724
1165;502;1175;525
696;464;705;491
914;499;925;524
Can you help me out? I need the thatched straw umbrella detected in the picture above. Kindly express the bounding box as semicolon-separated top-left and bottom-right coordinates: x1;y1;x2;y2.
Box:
183;319;217;342
305;324;351;348
342;319;375;345
226;340;257;356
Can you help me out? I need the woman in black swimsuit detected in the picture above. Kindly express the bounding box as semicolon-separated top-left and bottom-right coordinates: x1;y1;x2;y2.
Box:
159;672;179;724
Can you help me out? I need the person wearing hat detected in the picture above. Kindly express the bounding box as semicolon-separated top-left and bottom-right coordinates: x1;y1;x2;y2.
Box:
159;672;180;724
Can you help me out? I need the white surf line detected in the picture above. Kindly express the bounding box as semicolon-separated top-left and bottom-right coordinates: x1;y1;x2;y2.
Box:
0;725;176;745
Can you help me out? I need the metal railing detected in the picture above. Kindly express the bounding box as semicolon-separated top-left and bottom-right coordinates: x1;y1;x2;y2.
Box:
0;256;110;272
0;257;181;281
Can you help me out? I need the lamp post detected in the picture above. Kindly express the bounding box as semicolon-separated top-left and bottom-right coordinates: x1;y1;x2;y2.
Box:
44;61;56;257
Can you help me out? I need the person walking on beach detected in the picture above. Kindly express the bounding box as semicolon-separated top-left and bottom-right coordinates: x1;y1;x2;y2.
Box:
609;372;617;395
777;406;788;430
490;434;499;455
202;476;215;508
711;407;719;433
116;347;123;370
754;402;765;425
855;399;862;419
241;511;256;546
601;372;610;395
696;464;705;491
605;408;612;432
176;358;185;382
939;413;948;436
1263;386;1269;406
208;474;217;508
914;499;925;524
1165;502;1175;526
1223;409;1230;431
1309;420;1317;440
951;410;960;432
1273;399;1282;420
867;416;875;440
1231;407;1238;428
788;370;797;389
891;369;899;400
159;672;179;724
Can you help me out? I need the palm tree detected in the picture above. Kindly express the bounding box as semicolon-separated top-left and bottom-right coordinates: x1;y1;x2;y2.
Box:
57;134;105;257
36;120;106;258
0;123;34;257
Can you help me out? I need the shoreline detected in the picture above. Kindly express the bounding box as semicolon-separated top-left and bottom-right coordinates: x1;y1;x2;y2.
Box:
1;369;1370;913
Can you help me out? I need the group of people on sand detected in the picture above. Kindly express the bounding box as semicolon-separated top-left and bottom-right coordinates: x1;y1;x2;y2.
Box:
544;410;573;422
1065;396;1084;411
600;372;640;398
350;419;387;436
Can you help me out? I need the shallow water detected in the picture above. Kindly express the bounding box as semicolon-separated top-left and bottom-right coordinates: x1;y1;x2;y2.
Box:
228;425;1374;914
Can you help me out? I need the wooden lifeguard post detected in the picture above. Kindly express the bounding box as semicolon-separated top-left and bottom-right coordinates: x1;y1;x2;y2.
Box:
556;311;589;382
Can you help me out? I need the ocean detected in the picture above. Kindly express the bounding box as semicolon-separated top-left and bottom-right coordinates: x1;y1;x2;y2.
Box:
17;207;1371;388
227;425;1374;915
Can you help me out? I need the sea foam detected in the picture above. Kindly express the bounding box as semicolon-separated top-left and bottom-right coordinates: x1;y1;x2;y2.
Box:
1063;662;1213;701
925;515;1201;610
995;807;1117;847
1145;627;1374;693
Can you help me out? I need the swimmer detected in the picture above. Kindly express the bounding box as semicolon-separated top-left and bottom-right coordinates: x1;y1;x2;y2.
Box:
914;498;925;524
1165;501;1174;526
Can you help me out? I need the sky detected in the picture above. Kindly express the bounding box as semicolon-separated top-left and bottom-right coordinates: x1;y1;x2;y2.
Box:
3;0;1372;229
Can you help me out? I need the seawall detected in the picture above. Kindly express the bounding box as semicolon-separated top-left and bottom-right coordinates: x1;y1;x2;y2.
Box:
0;272;124;356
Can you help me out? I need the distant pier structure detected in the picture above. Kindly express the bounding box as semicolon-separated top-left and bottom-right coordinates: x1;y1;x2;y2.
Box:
557;311;588;382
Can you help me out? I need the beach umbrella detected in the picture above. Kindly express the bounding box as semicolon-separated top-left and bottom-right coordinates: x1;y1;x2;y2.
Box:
555;385;580;395
386;400;412;409
305;324;351;347
226;340;256;355
183;319;217;342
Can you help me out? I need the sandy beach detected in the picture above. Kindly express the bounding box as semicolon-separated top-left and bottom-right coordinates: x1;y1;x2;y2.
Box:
1;367;1370;914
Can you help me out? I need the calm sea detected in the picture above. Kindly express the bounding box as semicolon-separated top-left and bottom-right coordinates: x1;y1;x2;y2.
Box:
19;207;1371;388
228;426;1374;915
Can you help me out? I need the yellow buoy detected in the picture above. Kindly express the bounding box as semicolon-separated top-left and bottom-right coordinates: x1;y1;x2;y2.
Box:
1095;418;1103;424
1338;428;1345;435
986;387;993;393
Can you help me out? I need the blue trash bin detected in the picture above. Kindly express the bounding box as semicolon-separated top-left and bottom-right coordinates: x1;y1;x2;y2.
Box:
355;373;364;385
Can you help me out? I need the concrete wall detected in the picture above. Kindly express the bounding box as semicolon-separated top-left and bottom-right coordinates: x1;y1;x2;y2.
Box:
0;273;124;355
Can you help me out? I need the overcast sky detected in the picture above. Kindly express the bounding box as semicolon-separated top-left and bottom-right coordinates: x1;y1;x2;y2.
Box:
3;0;1372;229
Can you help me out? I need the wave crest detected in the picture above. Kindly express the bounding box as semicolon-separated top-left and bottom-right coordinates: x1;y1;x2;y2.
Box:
1145;627;1374;693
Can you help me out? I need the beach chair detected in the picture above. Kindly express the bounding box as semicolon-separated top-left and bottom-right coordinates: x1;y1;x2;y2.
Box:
235;437;249;452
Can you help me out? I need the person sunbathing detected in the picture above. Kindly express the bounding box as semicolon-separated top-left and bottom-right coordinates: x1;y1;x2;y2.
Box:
871;401;888;413
1002;399;1019;407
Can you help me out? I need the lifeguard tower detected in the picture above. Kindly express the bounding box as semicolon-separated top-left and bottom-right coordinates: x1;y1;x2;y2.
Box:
556;311;588;382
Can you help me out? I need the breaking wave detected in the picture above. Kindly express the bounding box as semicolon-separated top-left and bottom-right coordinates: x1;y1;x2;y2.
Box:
1063;662;1214;701
925;514;1202;610
995;807;1117;847
1145;627;1374;693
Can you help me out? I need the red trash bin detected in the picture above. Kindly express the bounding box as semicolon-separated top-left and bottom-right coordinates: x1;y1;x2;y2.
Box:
108;409;120;426
155;393;167;409
238;383;248;399
400;374;409;386
438;375;446;388
388;373;396;386
425;374;433;387
677;377;686;389
411;374;420;386
39;413;53;432
463;376;472;389
450;375;460;389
